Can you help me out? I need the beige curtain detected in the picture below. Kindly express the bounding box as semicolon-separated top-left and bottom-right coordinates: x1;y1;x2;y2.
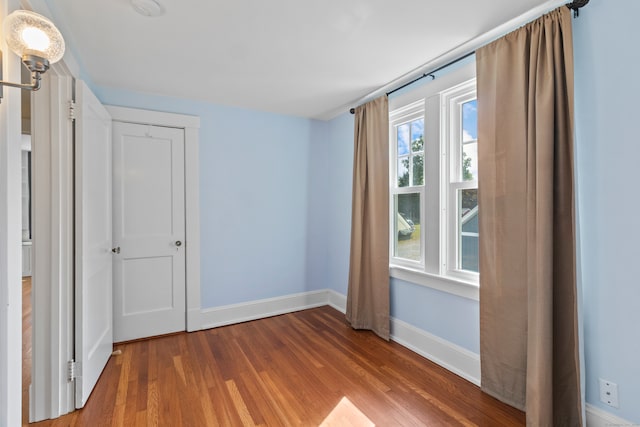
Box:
346;96;390;341
477;7;581;426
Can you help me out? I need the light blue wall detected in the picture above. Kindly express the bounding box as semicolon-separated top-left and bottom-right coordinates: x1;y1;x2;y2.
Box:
391;279;479;352
94;86;320;307
306;120;330;291
390;57;482;353
326;113;354;295
305;112;357;295
573;0;640;421
196;109;311;306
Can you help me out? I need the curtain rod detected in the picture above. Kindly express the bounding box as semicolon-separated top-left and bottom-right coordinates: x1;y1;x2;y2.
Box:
349;0;589;114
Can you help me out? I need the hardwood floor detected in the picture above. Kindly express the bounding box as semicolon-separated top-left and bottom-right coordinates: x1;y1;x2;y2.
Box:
26;304;525;426
23;277;32;426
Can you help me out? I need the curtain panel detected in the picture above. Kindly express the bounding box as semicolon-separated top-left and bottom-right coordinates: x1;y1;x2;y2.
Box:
477;7;582;426
346;95;390;341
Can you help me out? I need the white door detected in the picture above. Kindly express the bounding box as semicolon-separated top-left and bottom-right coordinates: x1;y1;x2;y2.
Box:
74;81;114;408
112;122;186;342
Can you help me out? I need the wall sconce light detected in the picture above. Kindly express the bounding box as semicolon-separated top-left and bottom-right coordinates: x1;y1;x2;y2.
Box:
0;10;65;102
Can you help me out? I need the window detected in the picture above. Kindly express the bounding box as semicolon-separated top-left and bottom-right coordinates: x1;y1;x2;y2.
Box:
445;85;478;278
389;63;478;294
396;118;424;187
391;105;425;264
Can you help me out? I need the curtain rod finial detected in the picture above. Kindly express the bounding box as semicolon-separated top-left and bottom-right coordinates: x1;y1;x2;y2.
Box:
566;0;589;17
350;108;355;114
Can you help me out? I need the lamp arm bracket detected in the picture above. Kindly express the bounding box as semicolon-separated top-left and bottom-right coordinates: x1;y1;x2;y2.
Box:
0;78;42;91
0;50;43;103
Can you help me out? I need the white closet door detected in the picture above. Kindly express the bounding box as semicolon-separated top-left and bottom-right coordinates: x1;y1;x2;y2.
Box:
112;121;186;342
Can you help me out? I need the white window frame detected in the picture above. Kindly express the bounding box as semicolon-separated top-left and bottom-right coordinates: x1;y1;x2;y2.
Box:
442;81;479;283
388;62;479;301
390;101;426;270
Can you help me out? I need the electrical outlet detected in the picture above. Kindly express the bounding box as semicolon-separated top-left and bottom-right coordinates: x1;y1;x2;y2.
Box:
599;378;619;408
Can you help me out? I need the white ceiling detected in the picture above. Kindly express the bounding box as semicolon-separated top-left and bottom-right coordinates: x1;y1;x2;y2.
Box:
41;0;559;120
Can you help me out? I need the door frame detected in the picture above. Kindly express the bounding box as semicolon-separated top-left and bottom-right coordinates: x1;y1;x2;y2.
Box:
20;0;85;421
30;67;76;420
106;106;201;332
0;1;24;425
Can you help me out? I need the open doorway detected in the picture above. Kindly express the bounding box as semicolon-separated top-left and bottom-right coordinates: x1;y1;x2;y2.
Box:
20;64;33;426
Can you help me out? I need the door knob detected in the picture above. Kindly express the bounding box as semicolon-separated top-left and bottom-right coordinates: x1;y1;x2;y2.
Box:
111;247;121;254
175;240;182;247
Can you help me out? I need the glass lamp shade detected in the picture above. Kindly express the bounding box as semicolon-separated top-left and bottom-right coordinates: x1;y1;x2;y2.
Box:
3;10;65;64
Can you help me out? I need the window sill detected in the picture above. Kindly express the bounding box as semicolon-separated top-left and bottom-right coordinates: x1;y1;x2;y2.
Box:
389;265;479;301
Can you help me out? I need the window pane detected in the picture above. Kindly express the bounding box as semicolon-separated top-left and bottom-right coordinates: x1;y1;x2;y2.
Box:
459;189;478;272
462;142;477;181
394;193;421;261
398;157;409;187
462;99;478;182
462;100;477;141
397;123;410;156
411;118;424;152
412;154;424;186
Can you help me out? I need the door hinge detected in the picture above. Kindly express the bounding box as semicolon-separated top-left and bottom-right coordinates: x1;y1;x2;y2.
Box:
69;100;76;121
67;359;79;382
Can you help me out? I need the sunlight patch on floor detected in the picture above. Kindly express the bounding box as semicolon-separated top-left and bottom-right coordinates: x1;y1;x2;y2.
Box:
319;397;375;427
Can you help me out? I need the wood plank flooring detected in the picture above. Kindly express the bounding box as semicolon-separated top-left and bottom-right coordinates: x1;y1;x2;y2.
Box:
26;302;525;426
23;277;32;426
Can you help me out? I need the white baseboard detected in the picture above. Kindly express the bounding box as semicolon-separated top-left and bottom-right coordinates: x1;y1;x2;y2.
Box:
199;290;330;329
586;403;636;427
327;289;347;313
390;317;481;386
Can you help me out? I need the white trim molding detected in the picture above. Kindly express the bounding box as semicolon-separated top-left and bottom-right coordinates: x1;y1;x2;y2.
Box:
0;2;24;425
31;71;76;421
586;404;636;427
106;106;200;129
105;105;202;332
391;266;479;301
200;290;330;329
390;317;480;385
327;289;347;313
